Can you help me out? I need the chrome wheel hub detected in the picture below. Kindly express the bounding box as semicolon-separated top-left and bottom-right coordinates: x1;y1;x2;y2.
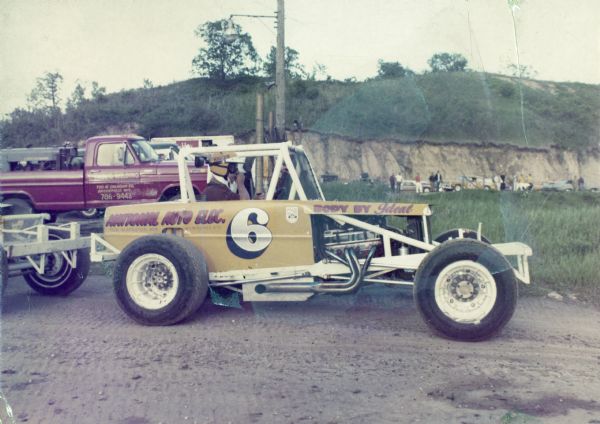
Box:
434;260;497;324
126;254;179;310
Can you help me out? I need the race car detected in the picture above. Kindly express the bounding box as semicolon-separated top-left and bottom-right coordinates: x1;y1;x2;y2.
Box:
91;142;532;341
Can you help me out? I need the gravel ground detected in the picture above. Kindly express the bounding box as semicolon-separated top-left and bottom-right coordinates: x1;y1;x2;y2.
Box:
1;274;600;424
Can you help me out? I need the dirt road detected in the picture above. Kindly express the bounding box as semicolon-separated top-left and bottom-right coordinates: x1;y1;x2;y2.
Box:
1;274;600;424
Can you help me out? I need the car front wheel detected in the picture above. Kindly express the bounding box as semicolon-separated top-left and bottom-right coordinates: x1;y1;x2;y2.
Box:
414;239;517;341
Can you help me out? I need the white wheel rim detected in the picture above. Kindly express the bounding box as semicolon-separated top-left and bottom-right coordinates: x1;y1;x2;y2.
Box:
81;208;97;217
434;260;497;324
126;254;179;310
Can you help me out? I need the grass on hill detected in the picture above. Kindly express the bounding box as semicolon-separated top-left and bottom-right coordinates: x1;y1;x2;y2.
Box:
323;182;600;303
1;72;598;149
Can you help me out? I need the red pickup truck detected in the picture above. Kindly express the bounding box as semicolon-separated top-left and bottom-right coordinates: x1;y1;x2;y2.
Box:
0;135;207;217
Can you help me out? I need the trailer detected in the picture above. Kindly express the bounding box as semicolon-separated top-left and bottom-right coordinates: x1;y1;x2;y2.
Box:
1;212;91;296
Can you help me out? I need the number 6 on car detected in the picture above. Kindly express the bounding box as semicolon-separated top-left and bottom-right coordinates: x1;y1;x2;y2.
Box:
91;141;532;341
226;208;272;259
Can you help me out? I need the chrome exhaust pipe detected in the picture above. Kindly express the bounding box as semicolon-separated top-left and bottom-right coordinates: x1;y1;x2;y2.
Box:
316;246;376;293
259;247;376;294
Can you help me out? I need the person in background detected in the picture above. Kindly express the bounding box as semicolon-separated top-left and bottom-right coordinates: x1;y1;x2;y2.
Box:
434;170;442;192
578;176;585;191
389;174;396;192
395;172;403;192
415;173;422;193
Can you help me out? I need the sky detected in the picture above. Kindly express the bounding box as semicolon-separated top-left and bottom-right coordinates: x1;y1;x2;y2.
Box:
0;0;598;115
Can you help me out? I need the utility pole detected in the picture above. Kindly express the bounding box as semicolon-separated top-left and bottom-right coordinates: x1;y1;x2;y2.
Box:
228;0;285;142
255;92;264;193
275;0;285;141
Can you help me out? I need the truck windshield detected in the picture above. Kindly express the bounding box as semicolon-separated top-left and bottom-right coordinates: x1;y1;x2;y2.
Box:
130;140;159;163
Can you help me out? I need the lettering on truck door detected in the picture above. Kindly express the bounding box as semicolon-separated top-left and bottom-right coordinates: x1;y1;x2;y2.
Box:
85;142;141;207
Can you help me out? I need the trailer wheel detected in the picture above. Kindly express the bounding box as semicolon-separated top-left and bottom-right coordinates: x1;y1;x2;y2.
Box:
1;249;8;297
434;229;491;244
113;235;208;325
23;232;90;296
414;239;517;341
4;198;34;215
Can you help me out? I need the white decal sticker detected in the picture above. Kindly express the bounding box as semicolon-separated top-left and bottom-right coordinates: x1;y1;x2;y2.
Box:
286;206;299;224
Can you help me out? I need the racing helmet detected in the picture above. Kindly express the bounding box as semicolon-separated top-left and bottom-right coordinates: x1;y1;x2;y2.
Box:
209;155;245;178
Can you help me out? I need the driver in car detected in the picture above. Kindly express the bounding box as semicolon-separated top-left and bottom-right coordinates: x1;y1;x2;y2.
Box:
203;156;251;201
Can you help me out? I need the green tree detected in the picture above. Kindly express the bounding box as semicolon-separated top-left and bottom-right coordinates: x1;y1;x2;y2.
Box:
427;52;468;72
27;72;63;111
376;60;407;78
66;83;86;110
192;19;259;80
91;81;107;101
262;46;305;79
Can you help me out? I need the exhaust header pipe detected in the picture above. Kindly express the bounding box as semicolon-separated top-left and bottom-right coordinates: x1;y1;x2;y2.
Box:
260;246;376;294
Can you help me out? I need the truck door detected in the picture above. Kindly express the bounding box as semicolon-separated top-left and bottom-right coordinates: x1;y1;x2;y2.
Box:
85;142;140;207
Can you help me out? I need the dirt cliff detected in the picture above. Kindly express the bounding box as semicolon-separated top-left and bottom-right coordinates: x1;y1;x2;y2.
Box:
261;131;599;187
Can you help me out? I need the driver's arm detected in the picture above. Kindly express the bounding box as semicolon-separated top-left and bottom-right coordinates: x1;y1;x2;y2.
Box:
236;173;251;200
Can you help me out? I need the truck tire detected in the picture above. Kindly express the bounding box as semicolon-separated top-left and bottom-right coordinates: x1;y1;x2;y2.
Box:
454;185;462;192
414;239;517;341
79;208;100;219
113;235;208;325
4;198;34;215
23;232;90;296
434;229;491;244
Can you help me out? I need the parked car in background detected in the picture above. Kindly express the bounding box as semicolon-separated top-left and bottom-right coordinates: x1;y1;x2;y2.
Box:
541;180;574;192
398;180;431;192
453;176;495;191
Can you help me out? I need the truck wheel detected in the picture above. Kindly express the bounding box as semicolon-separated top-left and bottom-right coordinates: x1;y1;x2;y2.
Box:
414;239;517;341
454;185;462;192
434;229;491;244
79;208;99;219
23;232;90;296
113;235;208;325
4;198;34;215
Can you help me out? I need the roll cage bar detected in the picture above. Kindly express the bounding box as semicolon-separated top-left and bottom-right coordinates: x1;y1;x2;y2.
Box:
176;141;325;202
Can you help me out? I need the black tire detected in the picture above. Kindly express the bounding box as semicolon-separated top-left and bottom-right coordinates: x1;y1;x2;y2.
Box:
78;208;99;219
454;185;462;192
113;235;208;325
414;239;518;341
434;228;491;244
3;198;34;215
23;232;90;296
1;249;8;298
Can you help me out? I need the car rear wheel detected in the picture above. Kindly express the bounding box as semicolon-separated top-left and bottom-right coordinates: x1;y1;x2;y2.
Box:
23;232;90;295
113;235;208;325
414;239;517;341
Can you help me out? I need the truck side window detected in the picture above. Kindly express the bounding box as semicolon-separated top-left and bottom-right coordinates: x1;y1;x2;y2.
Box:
97;143;131;166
